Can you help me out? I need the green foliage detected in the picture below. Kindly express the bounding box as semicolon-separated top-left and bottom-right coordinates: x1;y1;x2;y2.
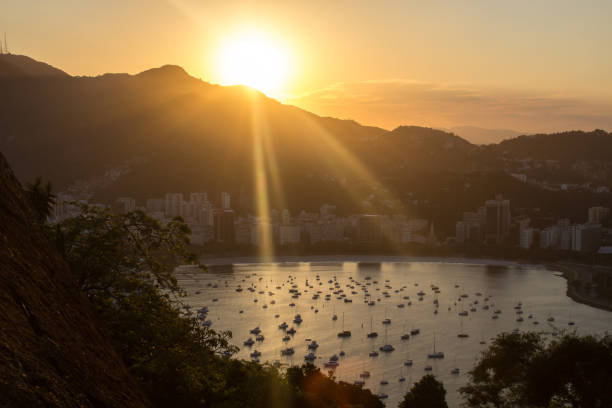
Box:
524;335;612;408
24;176;55;223
460;332;612;408
399;374;448;408
53;205;382;408
460;332;543;407
54;205;239;407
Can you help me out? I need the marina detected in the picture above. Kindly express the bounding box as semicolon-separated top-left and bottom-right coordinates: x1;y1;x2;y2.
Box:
180;260;611;407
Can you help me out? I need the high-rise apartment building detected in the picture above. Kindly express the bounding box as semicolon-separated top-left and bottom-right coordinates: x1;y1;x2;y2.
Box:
484;195;511;244
165;193;184;218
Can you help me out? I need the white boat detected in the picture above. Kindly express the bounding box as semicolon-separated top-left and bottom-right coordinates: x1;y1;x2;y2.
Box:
243;338;255;346
278;322;288;330
293;314;303;324
307;340;319;349
359;371;371;378
250;327;261;335
256;334;265;341
250;350;261;358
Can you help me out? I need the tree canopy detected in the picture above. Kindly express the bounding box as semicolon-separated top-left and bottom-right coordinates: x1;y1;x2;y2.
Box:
399;374;448;408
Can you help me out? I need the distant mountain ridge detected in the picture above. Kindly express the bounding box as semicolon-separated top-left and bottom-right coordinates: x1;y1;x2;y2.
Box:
0;56;611;216
0;54;69;77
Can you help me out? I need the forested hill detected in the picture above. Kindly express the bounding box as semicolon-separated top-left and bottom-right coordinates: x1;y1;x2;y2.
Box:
0;55;611;214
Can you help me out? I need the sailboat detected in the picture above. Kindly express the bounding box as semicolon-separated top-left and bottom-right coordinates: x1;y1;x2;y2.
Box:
427;333;444;358
337;312;351;337
379;327;395;352
382;307;391;325
398;360;406;382
457;316;469;338
367;316;378;338
404;349;413;366
401;322;410;340
568;305;575;326
451;356;460;374
332;304;338;321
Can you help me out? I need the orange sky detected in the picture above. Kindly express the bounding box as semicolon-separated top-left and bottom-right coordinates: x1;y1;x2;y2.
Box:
3;0;612;133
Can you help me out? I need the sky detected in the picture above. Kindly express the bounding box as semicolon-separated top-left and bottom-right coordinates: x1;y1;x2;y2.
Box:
3;0;612;133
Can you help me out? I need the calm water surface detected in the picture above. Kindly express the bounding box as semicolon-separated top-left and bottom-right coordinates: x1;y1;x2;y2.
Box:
179;259;611;407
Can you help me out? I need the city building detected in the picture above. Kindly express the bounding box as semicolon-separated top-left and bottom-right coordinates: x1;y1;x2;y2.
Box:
165;193;184;218
213;209;235;243
484;195;511;244
146;198;165;213
358;215;382;244
588;206;609;224
571;224;603;252
116;197;136;214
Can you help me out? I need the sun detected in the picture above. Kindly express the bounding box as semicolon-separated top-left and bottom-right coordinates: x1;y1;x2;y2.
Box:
216;30;291;98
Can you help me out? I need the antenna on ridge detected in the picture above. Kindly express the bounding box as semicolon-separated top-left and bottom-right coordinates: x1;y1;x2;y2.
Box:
3;32;7;54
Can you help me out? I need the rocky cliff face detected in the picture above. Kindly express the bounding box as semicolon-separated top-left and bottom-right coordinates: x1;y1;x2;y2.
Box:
0;152;148;407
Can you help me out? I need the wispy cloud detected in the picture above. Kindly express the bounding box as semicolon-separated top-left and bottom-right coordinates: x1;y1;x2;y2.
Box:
289;80;612;133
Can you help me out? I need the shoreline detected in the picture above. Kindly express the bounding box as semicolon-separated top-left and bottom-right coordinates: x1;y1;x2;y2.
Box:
199;254;530;267
545;262;612;312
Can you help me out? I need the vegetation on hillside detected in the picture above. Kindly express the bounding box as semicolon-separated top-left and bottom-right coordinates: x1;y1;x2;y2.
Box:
461;332;612;408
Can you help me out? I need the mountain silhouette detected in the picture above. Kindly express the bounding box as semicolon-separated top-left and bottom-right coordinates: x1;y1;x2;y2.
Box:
0;56;610;216
0;54;69;77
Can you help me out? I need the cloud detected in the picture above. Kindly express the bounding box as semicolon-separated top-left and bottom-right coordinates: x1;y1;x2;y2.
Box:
289;80;612;133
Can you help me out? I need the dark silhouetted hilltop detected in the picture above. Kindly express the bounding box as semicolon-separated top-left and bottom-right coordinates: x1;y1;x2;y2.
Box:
0;54;69;77
0;56;611;216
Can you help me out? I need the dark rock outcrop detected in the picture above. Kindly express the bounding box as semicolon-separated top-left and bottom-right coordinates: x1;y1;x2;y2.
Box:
0;152;148;407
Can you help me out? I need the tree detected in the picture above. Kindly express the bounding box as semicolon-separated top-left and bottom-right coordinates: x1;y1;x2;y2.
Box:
524;335;612;408
460;332;543;408
55;206;238;407
461;332;612;408
51;205;385;408
24;176;55;223
399;374;448;408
